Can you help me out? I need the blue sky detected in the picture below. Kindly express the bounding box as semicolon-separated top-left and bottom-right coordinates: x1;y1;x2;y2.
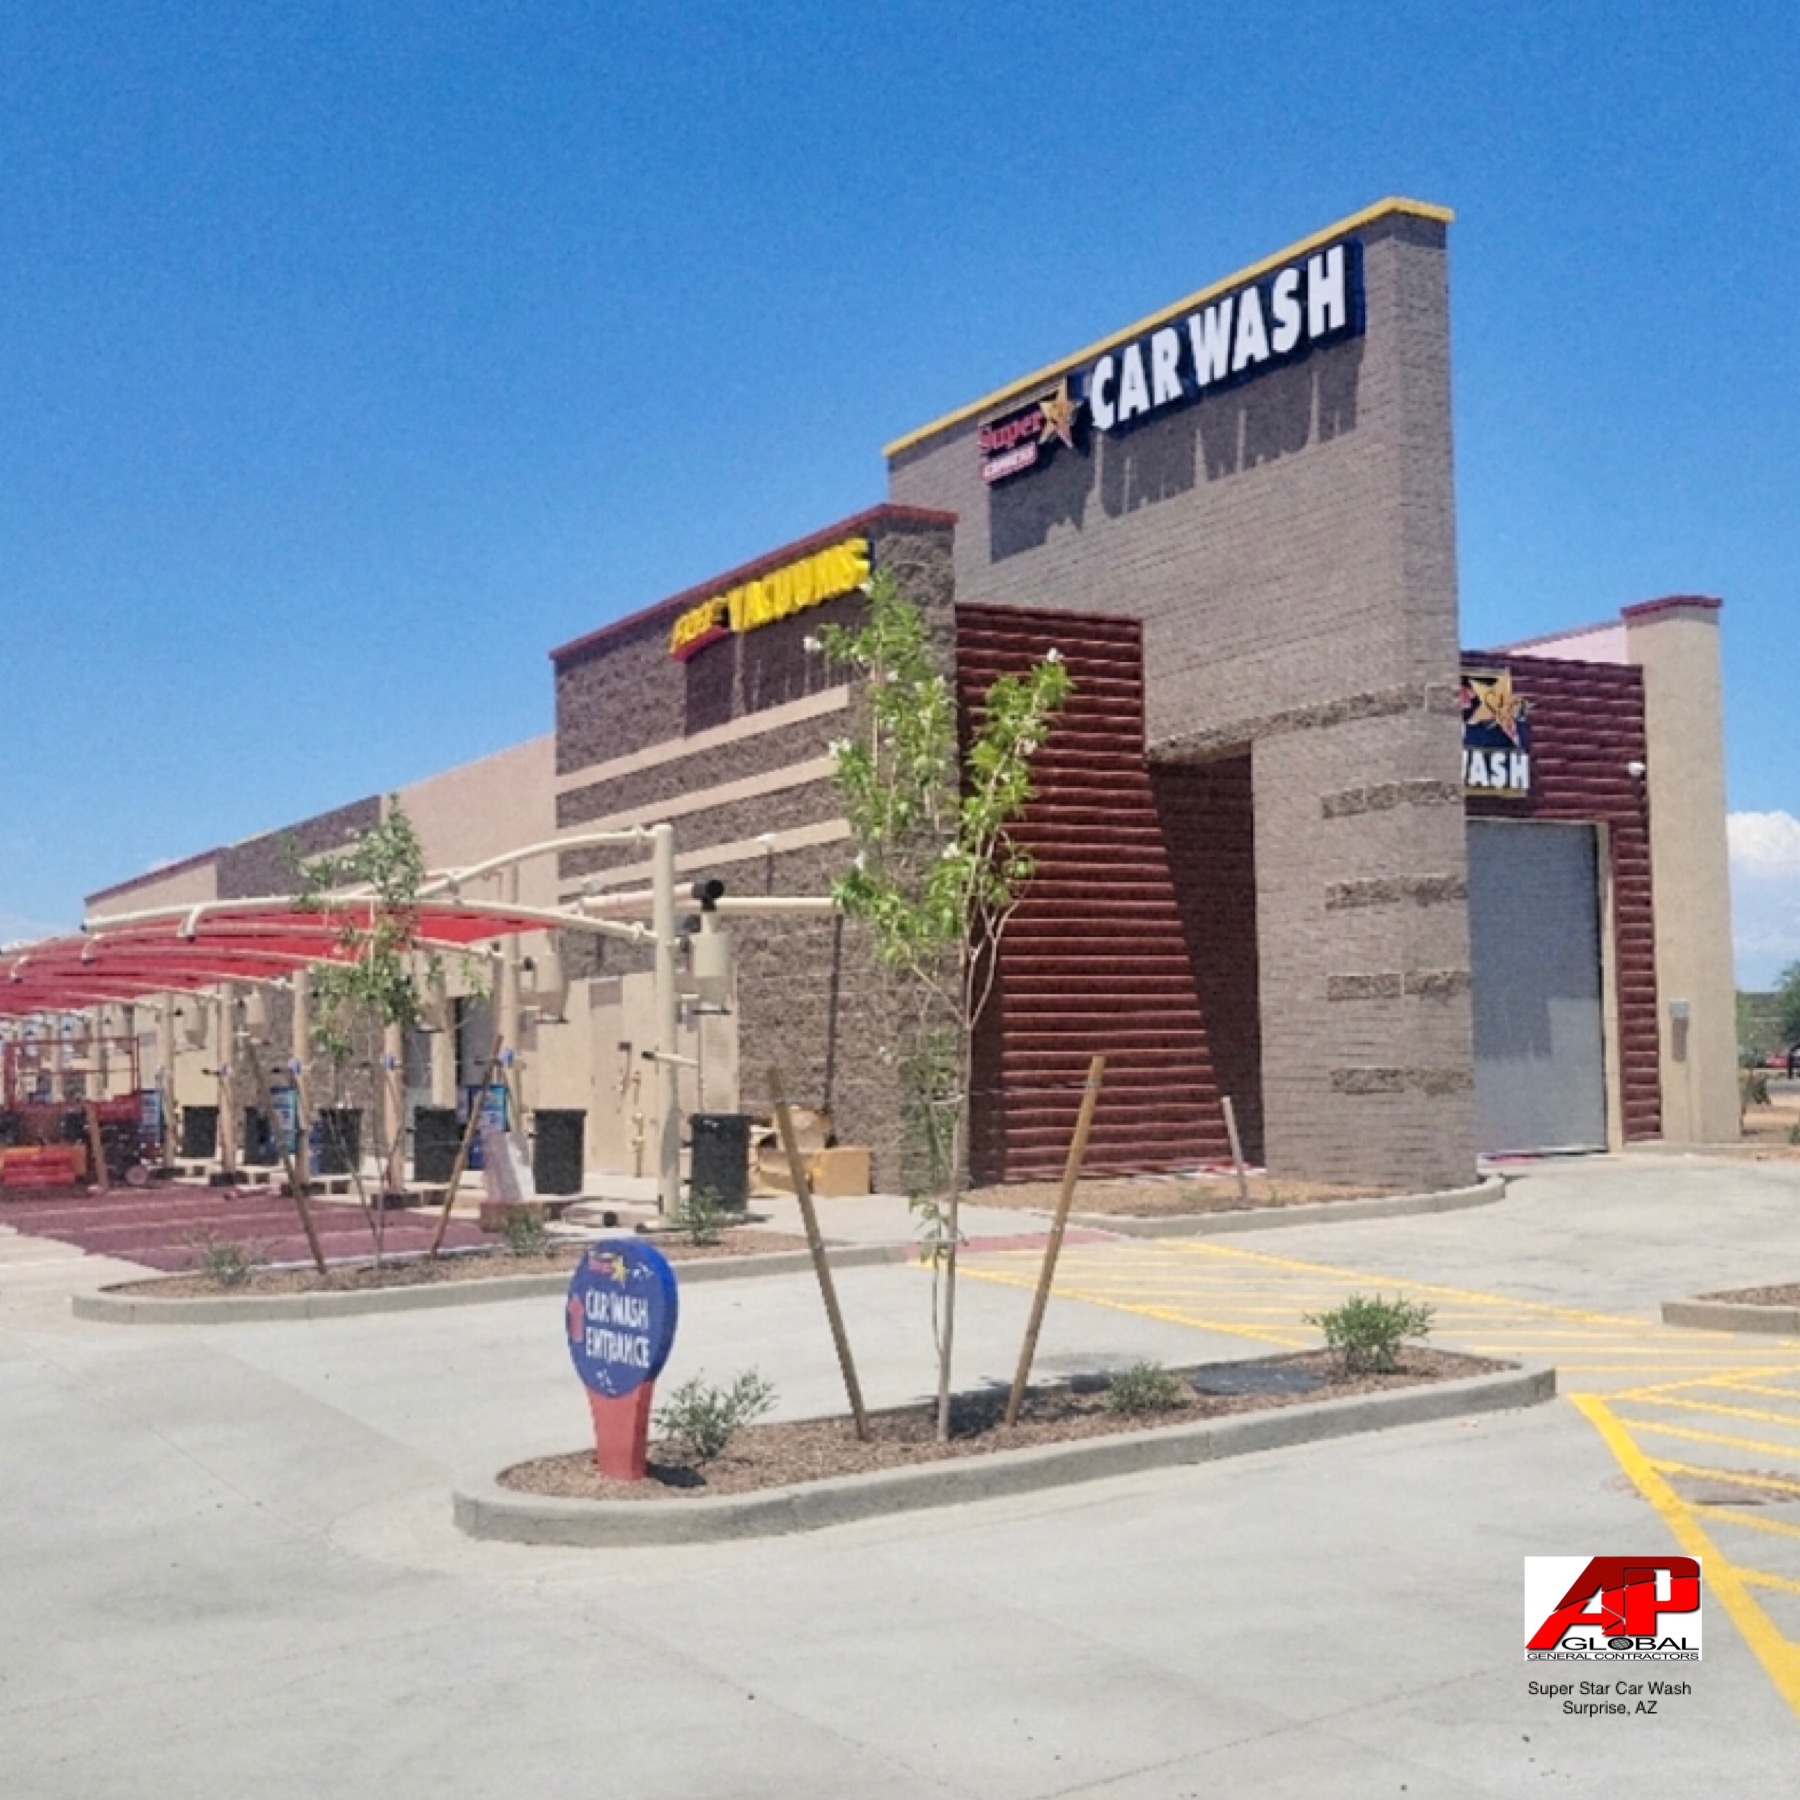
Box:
2;2;1795;982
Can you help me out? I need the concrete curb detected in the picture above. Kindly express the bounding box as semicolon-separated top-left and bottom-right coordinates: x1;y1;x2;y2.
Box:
1661;1298;1800;1336
70;1242;906;1326
1070;1174;1506;1238
453;1362;1555;1546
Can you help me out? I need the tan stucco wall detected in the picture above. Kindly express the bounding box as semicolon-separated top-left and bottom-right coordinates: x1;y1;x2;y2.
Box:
1626;599;1738;1144
394;735;557;905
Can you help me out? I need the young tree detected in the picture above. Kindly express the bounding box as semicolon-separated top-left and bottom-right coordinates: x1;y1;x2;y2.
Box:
295;799;445;1264
819;570;1071;1440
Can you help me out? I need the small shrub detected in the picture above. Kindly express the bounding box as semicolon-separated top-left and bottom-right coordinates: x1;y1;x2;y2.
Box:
500;1209;549;1258
1105;1361;1186;1415
675;1184;730;1247
188;1231;265;1290
1742;1068;1772;1110
1789;1122;1800;1147
653;1369;776;1462
1306;1293;1434;1374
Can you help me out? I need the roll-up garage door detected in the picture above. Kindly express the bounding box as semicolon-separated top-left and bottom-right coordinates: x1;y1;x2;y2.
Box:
1467;820;1607;1154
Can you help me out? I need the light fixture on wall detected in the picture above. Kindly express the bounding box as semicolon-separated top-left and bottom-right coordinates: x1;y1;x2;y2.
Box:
522;946;570;1023
679;879;732;1008
1626;760;1647;778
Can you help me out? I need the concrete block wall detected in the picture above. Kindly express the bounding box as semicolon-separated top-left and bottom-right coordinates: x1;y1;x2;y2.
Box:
887;203;1479;1189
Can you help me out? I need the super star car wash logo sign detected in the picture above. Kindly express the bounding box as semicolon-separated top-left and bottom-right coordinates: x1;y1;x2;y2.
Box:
978;379;1083;485
976;237;1362;485
1461;667;1532;797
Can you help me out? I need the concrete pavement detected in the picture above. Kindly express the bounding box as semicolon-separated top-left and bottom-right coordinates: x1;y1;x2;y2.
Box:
4;1153;1800;1795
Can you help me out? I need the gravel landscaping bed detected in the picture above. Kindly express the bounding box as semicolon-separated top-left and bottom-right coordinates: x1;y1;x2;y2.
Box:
107;1226;810;1298
502;1347;1501;1502
967;1173;1397;1217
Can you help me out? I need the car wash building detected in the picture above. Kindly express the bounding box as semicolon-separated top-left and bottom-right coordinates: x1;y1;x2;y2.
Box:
72;198;1738;1195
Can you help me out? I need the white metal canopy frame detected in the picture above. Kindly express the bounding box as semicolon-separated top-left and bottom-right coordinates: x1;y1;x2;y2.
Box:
2;824;834;1214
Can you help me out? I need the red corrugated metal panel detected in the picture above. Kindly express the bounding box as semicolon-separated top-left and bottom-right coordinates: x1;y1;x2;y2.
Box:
957;606;1259;1181
1464;655;1660;1141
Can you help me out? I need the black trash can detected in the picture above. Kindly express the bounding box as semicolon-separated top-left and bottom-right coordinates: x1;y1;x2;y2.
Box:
180;1104;219;1160
532;1108;585;1196
241;1107;278;1166
315;1107;362;1176
412;1105;461;1184
689;1112;751;1211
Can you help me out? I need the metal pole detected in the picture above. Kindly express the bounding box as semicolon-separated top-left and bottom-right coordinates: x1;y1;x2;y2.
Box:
651;822;680;1219
157;993;177;1165
500;864;523;1082
215;987;238;1181
290;972;311;1189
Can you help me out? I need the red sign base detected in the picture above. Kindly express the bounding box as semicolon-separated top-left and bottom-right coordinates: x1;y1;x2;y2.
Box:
588;1384;655;1482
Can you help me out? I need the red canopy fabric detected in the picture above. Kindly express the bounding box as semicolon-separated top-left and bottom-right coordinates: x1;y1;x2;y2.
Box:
0;901;545;1020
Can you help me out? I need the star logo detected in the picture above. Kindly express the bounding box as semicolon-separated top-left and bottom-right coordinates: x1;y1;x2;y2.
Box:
1462;669;1530;746
1036;379;1082;450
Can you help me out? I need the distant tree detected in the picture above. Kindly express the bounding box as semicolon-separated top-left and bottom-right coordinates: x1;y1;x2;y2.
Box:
1778;962;1800;1050
297;800;446;1263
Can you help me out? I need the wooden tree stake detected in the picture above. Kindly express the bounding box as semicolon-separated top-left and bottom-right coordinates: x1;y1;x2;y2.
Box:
246;1053;327;1273
1005;1055;1105;1429
770;1067;870;1441
427;1039;503;1257
1222;1094;1250;1205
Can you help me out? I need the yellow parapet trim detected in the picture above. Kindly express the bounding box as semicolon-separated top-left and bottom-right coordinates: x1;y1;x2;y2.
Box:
883;196;1454;459
669;537;871;659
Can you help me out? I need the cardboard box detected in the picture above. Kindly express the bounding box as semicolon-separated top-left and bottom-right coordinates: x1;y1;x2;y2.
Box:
757;1144;871;1198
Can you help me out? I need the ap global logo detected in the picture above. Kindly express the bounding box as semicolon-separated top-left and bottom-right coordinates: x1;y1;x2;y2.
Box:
1524;1557;1702;1661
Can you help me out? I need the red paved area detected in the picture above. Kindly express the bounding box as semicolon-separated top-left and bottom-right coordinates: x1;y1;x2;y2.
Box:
960;1229;1119;1253
0;1183;490;1271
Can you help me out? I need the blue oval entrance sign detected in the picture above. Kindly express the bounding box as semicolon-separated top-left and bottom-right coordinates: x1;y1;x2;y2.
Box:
565;1240;679;1400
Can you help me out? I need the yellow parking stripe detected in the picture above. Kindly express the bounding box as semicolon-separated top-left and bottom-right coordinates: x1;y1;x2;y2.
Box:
1740;1570;1800;1598
1645;1459;1800;1499
1691;1510;1800;1545
957;1230;1800;1725
1573;1395;1800;1722
1615;1417;1800;1461
1617;1393;1800;1431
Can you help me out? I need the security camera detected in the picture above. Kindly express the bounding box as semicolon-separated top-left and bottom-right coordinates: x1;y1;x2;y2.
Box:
1626;760;1646;778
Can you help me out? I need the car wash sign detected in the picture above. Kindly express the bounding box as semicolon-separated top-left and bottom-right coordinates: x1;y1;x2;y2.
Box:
565;1241;679;1398
1462;667;1532;797
979;238;1363;484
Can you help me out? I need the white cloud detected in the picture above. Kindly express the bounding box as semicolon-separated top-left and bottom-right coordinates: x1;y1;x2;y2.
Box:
1729;811;1800;880
1730;811;1800;989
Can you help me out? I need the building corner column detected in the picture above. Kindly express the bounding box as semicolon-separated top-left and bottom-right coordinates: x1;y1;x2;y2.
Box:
1624;596;1738;1145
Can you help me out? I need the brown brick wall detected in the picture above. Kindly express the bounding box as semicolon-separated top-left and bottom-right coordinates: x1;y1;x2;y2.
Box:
959;605;1262;1181
216;797;382;900
550;512;959;1189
